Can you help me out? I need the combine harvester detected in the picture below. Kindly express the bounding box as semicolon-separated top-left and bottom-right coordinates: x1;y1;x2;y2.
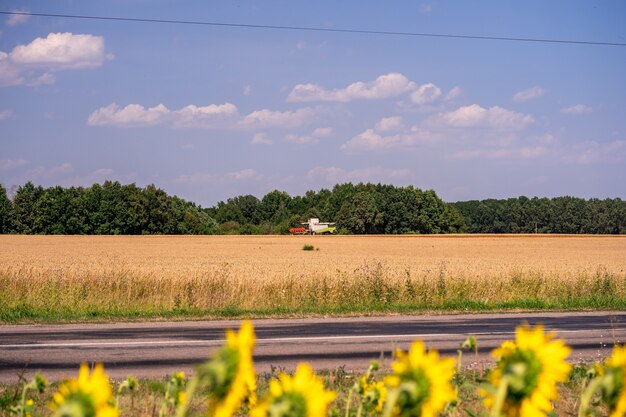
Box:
290;218;336;235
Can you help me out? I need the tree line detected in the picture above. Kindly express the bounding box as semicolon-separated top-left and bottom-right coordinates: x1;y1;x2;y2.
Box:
1;181;624;234
0;181;218;235
207;182;466;234
453;196;626;234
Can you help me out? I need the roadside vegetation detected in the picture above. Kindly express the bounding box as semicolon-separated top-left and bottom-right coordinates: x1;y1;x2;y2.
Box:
0;322;622;417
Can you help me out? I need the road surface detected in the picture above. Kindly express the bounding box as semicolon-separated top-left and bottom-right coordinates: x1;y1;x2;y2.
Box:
1;311;624;383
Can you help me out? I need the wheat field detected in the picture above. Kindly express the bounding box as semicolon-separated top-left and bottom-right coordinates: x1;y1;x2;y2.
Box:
1;235;625;320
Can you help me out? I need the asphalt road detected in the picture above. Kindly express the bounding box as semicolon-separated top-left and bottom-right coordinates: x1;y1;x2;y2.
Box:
1;311;624;383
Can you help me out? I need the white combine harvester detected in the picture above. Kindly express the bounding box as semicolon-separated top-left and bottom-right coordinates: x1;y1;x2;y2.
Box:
290;218;336;235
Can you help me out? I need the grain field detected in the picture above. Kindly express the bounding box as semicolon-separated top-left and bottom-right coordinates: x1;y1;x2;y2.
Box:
1;235;624;321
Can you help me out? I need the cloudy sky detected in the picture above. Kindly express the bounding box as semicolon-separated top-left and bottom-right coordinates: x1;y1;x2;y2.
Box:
1;1;625;206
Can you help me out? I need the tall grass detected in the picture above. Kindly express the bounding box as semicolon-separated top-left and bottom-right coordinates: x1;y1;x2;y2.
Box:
1;261;625;322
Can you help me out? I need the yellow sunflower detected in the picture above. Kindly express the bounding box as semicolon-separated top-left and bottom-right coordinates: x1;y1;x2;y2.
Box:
363;379;387;413
384;340;456;417
599;345;626;417
251;363;336;417
206;320;257;417
50;363;118;417
483;324;571;417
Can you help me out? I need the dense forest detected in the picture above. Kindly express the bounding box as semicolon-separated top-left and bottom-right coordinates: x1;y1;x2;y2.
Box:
453;197;626;234
206;182;465;234
0;181;624;234
0;181;217;235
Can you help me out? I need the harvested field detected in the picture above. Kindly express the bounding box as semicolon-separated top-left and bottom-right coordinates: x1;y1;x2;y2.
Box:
1;235;625;321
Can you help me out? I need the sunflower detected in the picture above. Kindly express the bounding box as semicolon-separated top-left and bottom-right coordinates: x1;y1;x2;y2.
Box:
362;379;387;413
597;345;626;417
50;363;118;417
483;324;571;417
251;363;336;417
205;320;257;417
384;340;456;417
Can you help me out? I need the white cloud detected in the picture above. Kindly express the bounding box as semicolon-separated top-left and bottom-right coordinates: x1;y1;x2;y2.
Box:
87;103;170;127
173;103;239;128
564;140;625;164
0;109;14;120
312;127;333;138
512;86;545;103
239;107;316;129
80;168;114;183
1;159;28;170
343;116;438;151
342;127;438;151
0;51;24;86
11;33;107;69
286;126;333;145
26;72;56;86
27;162;74;180
307;166;410;184
410;83;442;105
287;72;416;102
251;133;273;145
436;104;534;129
285;134;315;144
444;86;462;101
227;168;260;180
446;146;547;160
5;10;30;27
88;101;316;130
0;32;109;87
375;116;404;133
174;169;263;185
87;102;238;128
560;104;593;115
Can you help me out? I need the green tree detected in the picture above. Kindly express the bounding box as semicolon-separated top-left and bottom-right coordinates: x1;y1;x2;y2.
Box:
12;181;43;234
0;184;13;233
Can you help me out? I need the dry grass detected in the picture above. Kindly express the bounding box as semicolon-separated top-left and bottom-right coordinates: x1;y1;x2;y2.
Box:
1;235;625;321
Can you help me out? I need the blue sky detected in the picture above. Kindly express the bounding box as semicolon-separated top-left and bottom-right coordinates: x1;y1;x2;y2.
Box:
1;1;625;206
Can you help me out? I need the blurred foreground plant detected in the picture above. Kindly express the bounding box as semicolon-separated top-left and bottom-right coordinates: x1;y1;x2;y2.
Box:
383;340;456;417
579;344;626;417
49;363;118;417
160;372;186;417
9;373;47;417
482;324;571;417
251;363;336;417
175;320;256;417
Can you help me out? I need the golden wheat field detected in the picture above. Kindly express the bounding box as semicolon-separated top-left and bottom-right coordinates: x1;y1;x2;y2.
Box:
1;234;625;319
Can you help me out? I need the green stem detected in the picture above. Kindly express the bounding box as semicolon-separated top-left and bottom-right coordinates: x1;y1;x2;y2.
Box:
382;389;399;417
474;344;482;372
490;376;509;417
345;390;353;417
175;374;199;417
457;350;463;373
115;382;124;409
578;376;602;417
159;395;168;417
356;403;364;417
19;384;29;417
